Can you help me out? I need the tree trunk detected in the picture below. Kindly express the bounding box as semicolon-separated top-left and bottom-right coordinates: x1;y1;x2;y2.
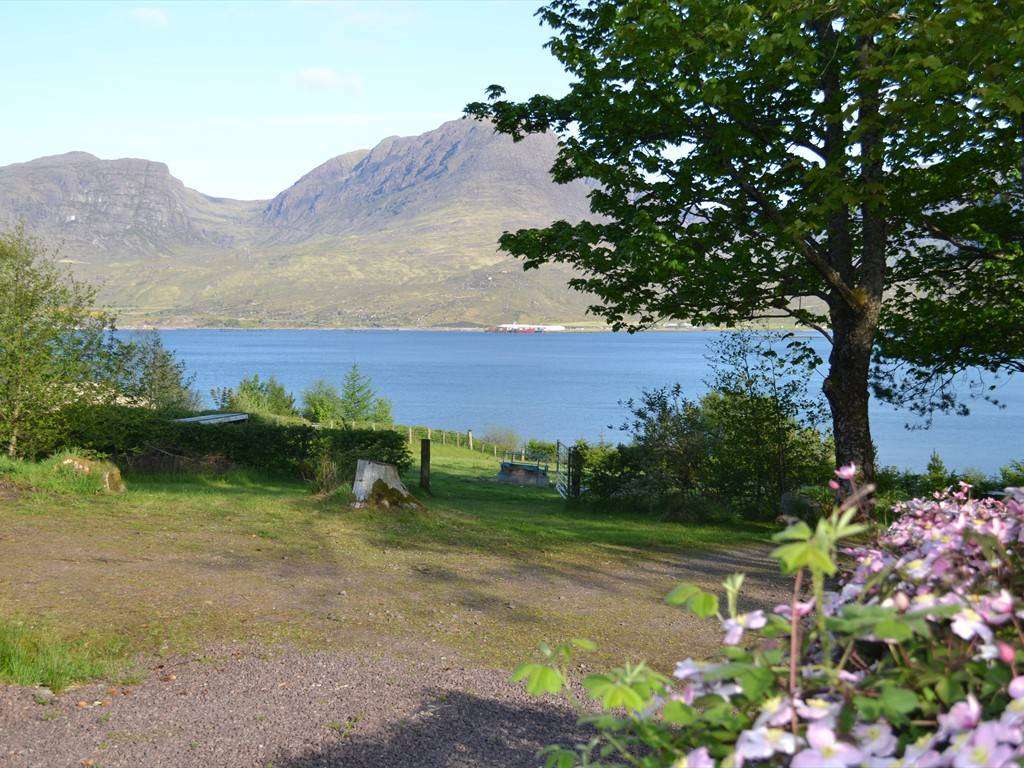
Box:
823;307;877;482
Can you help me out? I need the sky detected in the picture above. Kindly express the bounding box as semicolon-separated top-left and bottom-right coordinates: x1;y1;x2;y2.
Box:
0;1;569;199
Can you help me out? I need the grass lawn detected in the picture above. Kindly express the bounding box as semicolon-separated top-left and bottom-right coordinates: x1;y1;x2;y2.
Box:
0;444;782;691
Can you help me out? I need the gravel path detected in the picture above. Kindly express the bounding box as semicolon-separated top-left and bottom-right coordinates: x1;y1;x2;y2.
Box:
1;646;580;768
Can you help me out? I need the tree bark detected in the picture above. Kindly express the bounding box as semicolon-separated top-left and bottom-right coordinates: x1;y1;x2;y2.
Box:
823;306;878;482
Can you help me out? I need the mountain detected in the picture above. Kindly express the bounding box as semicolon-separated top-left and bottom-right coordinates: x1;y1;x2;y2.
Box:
0;119;598;328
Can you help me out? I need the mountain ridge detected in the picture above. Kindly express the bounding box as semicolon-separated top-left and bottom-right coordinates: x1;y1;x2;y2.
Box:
0;118;597;327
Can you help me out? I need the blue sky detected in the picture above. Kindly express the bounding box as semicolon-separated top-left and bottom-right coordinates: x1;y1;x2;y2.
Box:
1;1;568;198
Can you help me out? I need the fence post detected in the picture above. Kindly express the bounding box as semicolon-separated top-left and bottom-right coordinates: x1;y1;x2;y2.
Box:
420;438;431;492
493;444;497;457
468;430;473;451
408;426;413;446
427;427;432;441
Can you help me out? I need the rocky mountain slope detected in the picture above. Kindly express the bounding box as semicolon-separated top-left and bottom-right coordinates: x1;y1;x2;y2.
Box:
0;119;597;327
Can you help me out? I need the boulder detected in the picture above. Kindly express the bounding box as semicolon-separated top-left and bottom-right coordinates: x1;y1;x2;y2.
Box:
58;456;125;493
351;460;419;508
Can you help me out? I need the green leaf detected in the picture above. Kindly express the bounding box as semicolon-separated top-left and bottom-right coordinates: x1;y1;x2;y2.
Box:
571;638;597;651
583;674;646;711
874;619;913;641
935;677;963;706
881;686;919;717
511;663;565;696
854;695;882;721
662;700;697;725
772;521;812;542
666;582;702;606
689;591;720;618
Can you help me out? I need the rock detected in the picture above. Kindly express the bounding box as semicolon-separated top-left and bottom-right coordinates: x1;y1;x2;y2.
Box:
351;460;419;508
58;456;125;493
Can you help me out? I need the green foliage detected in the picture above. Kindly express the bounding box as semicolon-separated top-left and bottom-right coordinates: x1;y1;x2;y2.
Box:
115;330;201;415
57;405;410;479
525;439;557;462
301;379;346;425
467;0;1024;475
212;374;298;418
579;346;833;520
338;364;392;424
0;227;121;459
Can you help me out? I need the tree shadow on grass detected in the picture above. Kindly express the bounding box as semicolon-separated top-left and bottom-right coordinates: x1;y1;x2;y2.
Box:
276;688;581;768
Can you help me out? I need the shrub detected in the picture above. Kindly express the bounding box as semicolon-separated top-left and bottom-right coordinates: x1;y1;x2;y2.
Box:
514;471;1024;767
302;379;346;425
526;439;557;462
579;384;833;520
57;405;410;478
212;374;298;418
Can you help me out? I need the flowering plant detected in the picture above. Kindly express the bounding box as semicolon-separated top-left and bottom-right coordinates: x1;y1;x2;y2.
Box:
514;468;1024;767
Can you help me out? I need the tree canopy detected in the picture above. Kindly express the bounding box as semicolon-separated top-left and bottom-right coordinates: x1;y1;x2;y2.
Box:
467;0;1024;478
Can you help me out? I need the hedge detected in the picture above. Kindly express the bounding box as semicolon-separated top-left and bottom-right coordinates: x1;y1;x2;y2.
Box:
59;405;411;478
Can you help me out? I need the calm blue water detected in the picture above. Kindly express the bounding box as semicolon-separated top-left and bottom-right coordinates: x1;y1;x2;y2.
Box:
149;329;1023;473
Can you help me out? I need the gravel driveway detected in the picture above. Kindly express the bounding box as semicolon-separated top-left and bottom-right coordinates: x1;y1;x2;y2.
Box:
1;646;580;768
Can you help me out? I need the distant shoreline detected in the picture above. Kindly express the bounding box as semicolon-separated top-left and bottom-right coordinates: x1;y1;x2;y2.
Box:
114;325;725;333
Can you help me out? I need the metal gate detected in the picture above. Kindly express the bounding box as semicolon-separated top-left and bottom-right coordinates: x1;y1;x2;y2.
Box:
554;441;583;499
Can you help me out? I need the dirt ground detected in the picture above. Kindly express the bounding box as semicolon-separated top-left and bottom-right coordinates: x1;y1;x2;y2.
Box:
0;466;789;766
2;645;580;768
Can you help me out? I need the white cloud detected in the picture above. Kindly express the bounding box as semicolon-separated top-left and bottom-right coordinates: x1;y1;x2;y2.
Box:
294;67;363;93
131;7;169;26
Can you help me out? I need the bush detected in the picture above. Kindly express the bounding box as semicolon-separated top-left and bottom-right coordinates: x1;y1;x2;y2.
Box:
57;405;410;479
525;439;557;463
212;374;298;418
515;473;1024;767
578;384;833;520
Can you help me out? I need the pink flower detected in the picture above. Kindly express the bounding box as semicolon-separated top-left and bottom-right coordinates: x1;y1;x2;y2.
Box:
736;726;798;760
673;658;703;681
948;725;1017;768
1010;676;1024;700
792;722;862;768
835;463;857;481
678;746;715;768
721;610;766;645
754;695;794;728
774;600;814;619
853;720;897;757
939;695;982;736
796;697;840;722
951;608;994;643
999;642;1016;664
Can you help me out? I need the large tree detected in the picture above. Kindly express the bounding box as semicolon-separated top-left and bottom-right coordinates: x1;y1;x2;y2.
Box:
467;0;1024;479
0;228;119;457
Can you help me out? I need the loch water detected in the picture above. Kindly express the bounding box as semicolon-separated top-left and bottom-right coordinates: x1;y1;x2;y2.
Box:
150;329;1024;473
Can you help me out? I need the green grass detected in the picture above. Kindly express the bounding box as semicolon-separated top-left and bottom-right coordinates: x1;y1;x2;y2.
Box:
0;619;129;692
367;442;773;555
0;450;115;495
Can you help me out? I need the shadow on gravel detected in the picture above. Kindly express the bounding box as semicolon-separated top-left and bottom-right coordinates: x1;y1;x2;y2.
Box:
277;688;580;768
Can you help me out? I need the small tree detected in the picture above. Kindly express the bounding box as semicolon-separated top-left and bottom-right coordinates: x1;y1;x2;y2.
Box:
701;332;833;512
338;364;392;425
116;331;201;414
0;228;120;458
